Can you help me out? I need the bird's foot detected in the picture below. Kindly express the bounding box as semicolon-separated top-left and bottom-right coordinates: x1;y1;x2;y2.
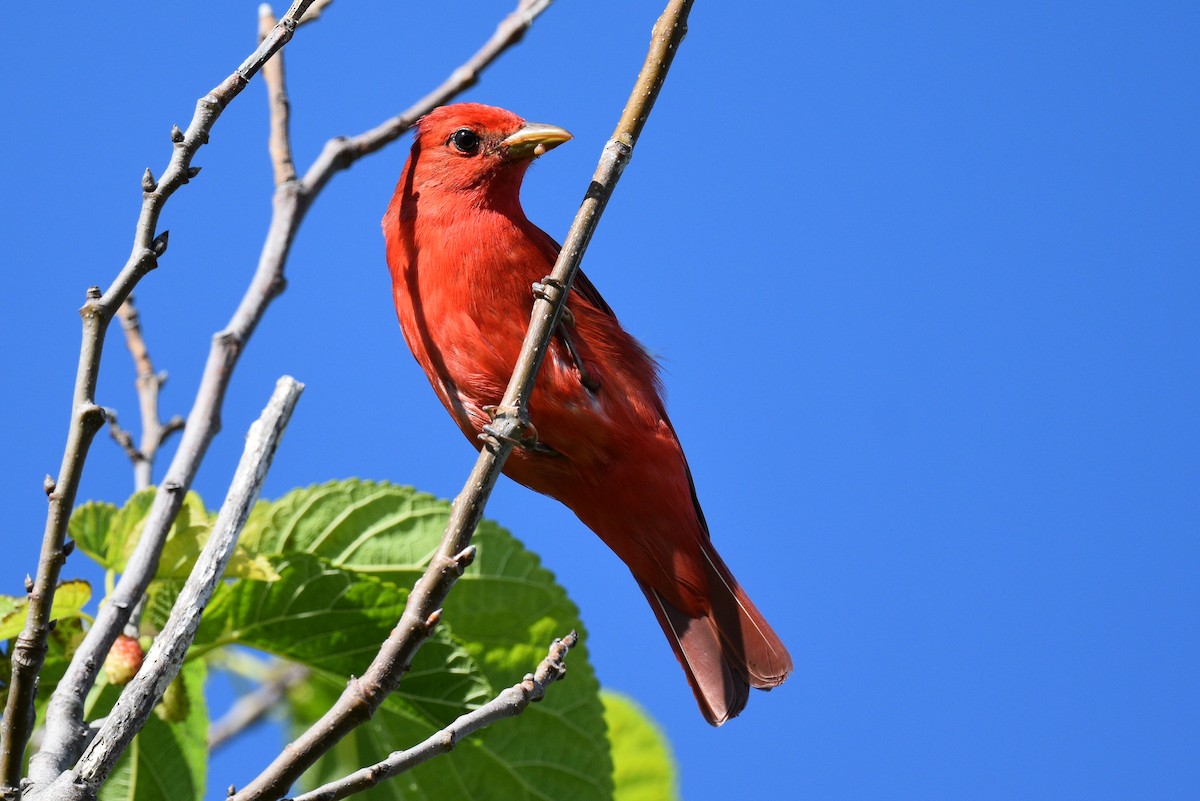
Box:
479;405;551;453
533;275;580;331
532;276;566;305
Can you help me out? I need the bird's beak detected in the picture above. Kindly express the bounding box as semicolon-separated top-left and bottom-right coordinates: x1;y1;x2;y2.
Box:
501;123;573;160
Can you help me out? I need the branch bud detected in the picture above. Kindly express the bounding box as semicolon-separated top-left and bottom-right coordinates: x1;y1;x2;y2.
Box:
170;124;185;143
452;545;477;569
142;168;157;193
24;575;34;594
186;166;202;180
43;474;56;495
151;230;170;257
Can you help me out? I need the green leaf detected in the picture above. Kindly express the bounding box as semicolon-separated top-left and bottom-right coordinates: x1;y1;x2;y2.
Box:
0;579;92;640
267;480;612;801
69;490;278;582
0;594;22;622
292;668;605;801
154;496;279;582
106;489;158;571
68;500;119;569
98;659;208;801
192;553;491;720
603;692;679;801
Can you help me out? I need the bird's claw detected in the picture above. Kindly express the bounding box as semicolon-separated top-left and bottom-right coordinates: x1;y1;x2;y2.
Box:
533;277;575;326
532;276;566;304
479;405;546;452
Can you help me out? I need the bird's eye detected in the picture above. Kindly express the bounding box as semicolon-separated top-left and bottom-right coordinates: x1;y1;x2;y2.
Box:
450;128;480;154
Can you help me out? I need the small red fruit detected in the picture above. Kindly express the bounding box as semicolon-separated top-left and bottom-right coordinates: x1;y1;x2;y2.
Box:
104;634;144;685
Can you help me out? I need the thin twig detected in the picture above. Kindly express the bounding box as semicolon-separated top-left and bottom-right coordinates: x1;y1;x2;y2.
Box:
37;377;304;801
104;410;142;467
300;0;554;199
229;2;692;799
114;296;178;491
296;0;334;26
259;5;297;186
290;633;577;801
208;664;310;751
20;0;552;795
22;2;319;790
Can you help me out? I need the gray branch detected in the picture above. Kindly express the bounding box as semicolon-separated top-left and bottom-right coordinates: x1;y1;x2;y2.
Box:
290;633;577;801
33;377;303;801
5;3;319;795
228;2;693;799
27;0;554;793
300;0;554;199
208;664;310;752
113;295;178;492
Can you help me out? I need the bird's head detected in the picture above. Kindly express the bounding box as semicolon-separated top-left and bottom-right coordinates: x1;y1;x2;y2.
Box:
403;103;572;205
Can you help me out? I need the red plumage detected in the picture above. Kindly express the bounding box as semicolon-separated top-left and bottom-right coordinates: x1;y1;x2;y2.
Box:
383;103;791;724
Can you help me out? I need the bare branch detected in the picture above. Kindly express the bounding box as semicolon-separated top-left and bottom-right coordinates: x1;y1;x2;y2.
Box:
17;0;554;795
208;664;310;752
21;2;320;788
301;0;554;198
158;416;186;448
114;296;176;491
479;0;695;478
36;377;304;801
291;633;578;801
296;0;334;26
103;410;143;467
259;5;297;185
228;2;692;798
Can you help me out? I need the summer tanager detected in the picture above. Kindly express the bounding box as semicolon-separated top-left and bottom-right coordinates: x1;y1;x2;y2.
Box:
383;103;791;724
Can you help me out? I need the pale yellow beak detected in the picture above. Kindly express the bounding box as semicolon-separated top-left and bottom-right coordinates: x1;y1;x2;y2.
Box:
501;122;573;160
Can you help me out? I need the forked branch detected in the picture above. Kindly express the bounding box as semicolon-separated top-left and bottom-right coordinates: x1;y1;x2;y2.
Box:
291;633;578;801
23;0;555;794
36;378;303;801
20;2;320;790
228;1;694;799
110;295;184;490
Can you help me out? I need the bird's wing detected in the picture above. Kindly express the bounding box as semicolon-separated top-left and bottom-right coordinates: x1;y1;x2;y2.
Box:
526;224;616;318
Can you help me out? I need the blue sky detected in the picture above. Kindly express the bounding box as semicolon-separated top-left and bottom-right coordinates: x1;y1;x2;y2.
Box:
3;1;1198;799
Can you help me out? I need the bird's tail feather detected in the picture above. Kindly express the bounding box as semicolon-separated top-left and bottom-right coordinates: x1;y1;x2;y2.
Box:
637;548;791;726
639;580;749;726
698;541;793;689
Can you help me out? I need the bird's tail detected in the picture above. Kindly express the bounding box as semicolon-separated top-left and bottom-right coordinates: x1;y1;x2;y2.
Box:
636;543;792;726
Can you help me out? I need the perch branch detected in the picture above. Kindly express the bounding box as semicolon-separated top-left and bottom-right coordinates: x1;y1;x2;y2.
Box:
37;377;304;801
23;2;320;789
290;633;578;801
229;1;692;799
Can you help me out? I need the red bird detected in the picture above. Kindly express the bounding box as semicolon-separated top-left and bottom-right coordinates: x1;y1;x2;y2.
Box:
383;103;791;724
